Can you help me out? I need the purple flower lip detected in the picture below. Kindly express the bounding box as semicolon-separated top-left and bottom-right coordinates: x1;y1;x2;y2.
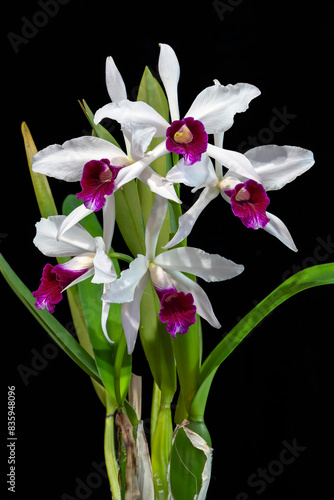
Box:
33;261;91;313
166;117;208;165
77;158;124;212
155;285;197;337
225;179;270;229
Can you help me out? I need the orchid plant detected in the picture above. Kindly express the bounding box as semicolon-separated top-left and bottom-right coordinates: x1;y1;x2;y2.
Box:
1;43;333;500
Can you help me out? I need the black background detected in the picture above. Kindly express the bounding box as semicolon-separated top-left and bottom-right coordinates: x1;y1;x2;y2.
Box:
3;1;334;499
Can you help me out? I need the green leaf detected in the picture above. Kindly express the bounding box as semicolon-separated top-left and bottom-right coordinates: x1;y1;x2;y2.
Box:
79;100;121;148
169;420;212;500
21;121;58;219
190;263;334;419
173;314;202;421
137;66;170;123
114;182;146;257
0;253;102;384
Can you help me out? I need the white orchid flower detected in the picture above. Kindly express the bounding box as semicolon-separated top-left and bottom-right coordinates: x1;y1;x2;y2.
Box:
32;135;180;238
32;214;117;317
94;43;261;177
165;145;315;251
102;195;244;354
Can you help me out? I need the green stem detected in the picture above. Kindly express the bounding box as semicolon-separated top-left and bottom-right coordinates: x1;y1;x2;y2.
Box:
104;393;121;500
108;251;134;264
151;404;173;499
150;380;161;441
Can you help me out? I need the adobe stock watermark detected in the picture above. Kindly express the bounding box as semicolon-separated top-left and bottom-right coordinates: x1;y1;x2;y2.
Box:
0;233;9;245
213;0;244;22
235;438;307;499
281;234;334;281
237;106;297;153
7;0;72;55
17;321;76;386
61;459;108;500
221;233;334;348
17;292;109;386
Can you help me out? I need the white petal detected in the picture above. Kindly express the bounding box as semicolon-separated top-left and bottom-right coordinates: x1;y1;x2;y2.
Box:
94;100;169;137
102;255;149;304
121;273;150;354
101;286;114;344
244;145;315;191
167;269;221;329
145;195;169;261
92;237;118;284
57;204;94;240
105;56;127;103
207;144;261;182
163;187;219;250
214;126;225;178
158;43;180;122
155;247;244;282
138;167;181;204
115;141;169;189
34;216;95;257
166;155;217;191
32;136;126;182
264;211;298;251
186;82;261;134
122;123;158;160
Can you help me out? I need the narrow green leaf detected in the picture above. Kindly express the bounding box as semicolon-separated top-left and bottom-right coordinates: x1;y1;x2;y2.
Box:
190;263;334;418
136;65;170;184
137;66;170;122
114;183;146;257
79;100;121;148
173;314;202;419
0;253;102;384
21;121;58;218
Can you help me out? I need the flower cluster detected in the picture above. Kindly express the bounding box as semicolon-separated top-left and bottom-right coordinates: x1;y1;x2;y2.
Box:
31;44;314;354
